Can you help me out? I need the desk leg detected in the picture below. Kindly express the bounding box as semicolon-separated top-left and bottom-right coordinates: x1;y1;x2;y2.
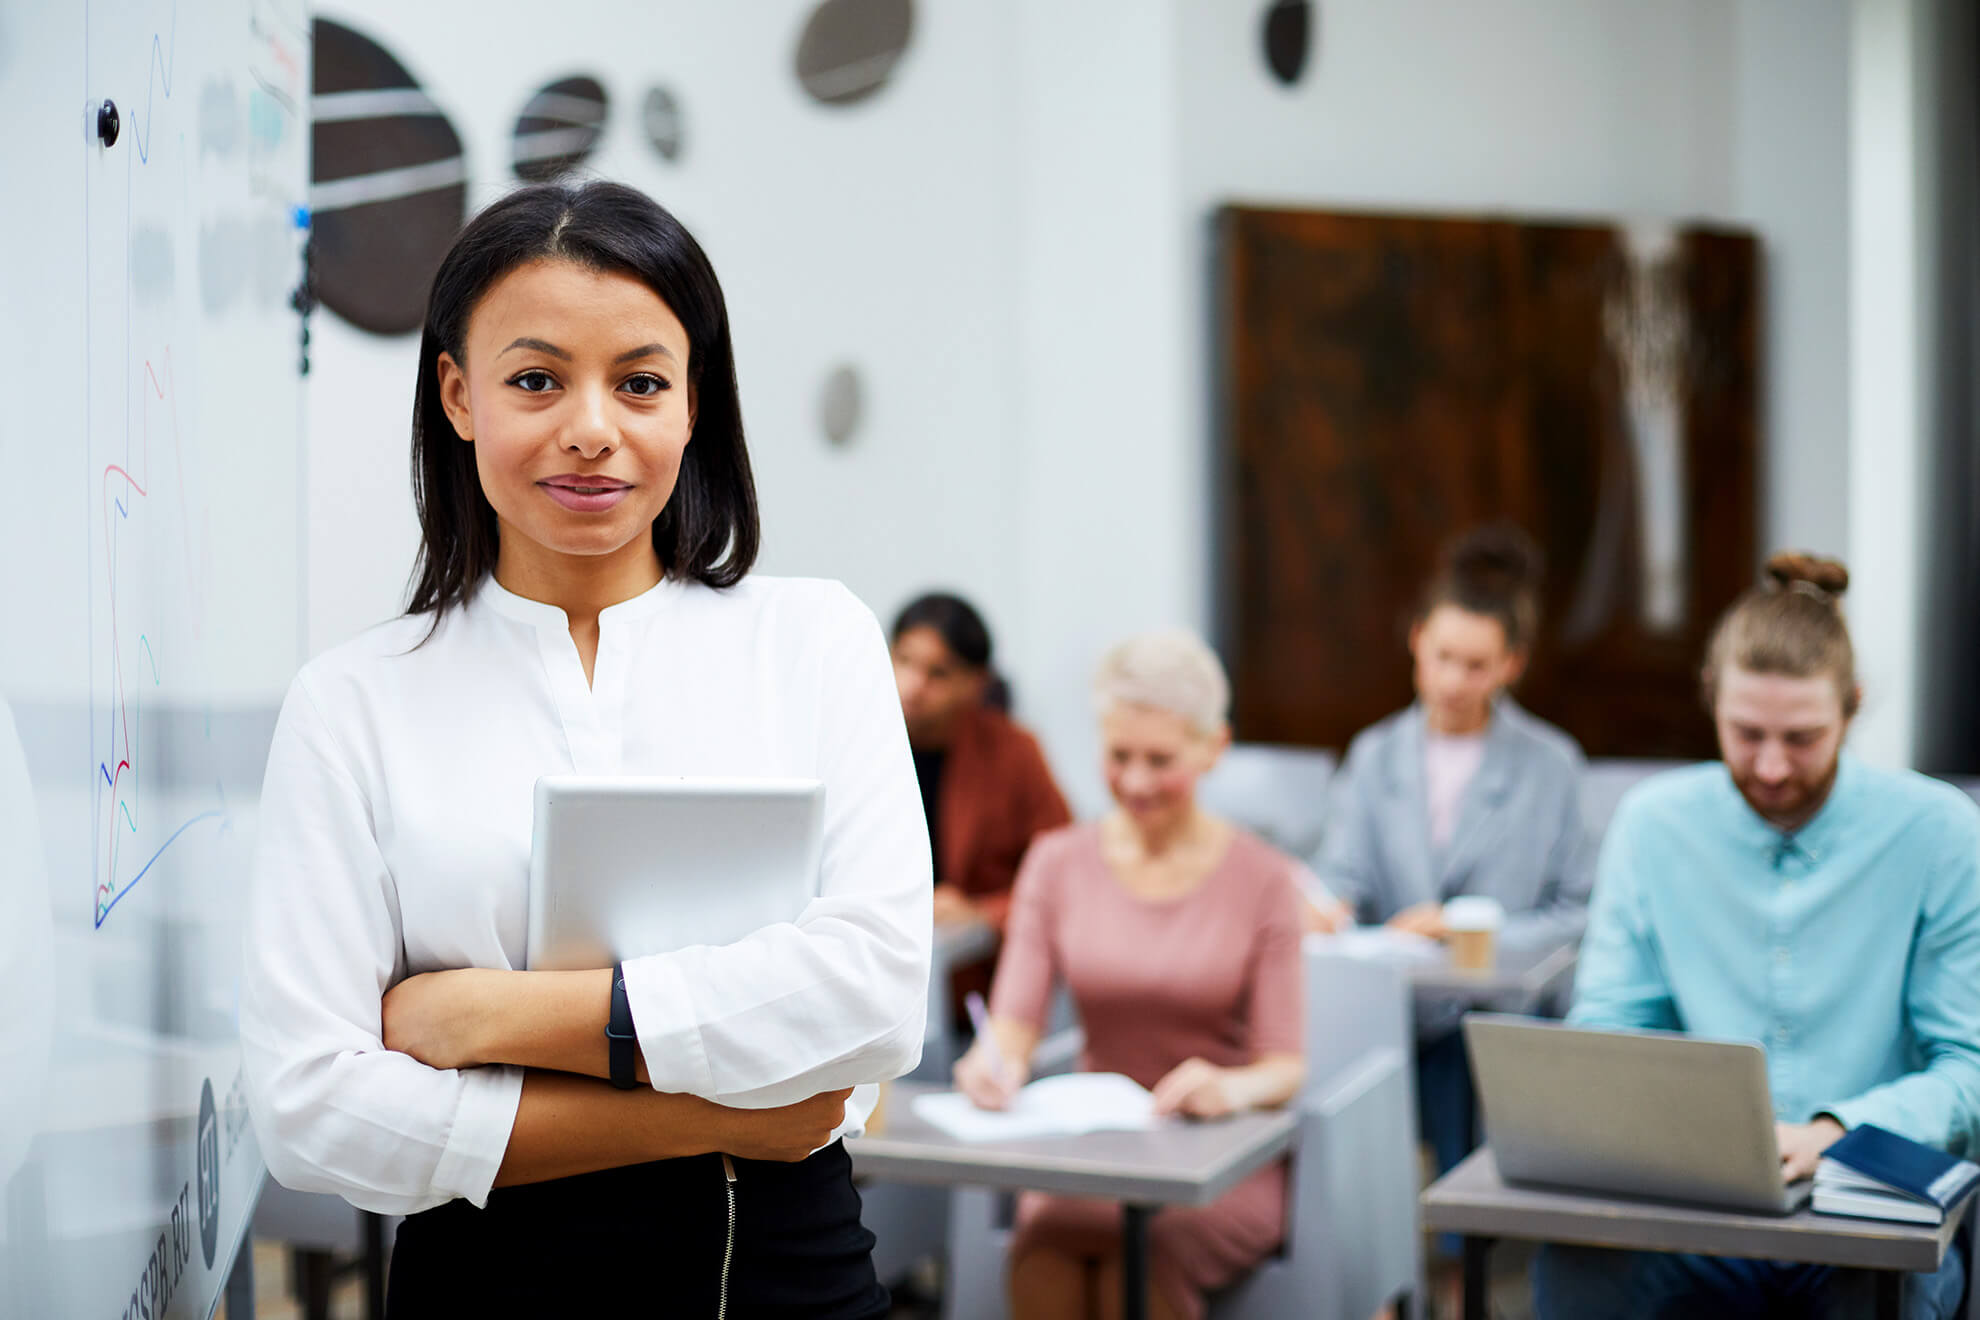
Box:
361;1211;387;1320
224;1240;254;1320
1121;1204;1152;1320
1874;1269;1902;1320
1461;1235;1493;1320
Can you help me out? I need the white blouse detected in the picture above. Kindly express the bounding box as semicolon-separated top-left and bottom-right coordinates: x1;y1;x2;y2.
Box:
240;574;932;1216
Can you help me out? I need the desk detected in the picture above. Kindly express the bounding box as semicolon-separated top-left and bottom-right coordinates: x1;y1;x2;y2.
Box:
1406;940;1576;1005
1422;1149;1967;1320
849;1080;1297;1320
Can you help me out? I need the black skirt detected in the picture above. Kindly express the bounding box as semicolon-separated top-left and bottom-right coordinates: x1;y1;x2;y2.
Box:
386;1140;889;1318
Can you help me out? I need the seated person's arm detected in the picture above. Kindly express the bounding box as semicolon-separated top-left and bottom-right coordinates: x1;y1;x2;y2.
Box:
1311;737;1385;928
954;1015;1042;1110
1291;862;1353;934
954;834;1061;1109
1815;816;1980;1152
1498;758;1596;958
1565;804;1680;1031
1152;870;1308;1118
944;733;1077;932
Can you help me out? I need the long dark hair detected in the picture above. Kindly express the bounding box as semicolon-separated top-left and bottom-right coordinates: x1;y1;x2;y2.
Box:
405;181;759;619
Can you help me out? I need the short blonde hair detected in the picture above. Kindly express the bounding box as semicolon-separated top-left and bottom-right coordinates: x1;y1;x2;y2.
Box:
1092;630;1231;737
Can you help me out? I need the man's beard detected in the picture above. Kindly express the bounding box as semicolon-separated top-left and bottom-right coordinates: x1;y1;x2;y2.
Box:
1731;756;1840;831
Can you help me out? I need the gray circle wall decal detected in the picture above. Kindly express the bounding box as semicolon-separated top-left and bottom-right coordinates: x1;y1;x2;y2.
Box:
642;86;684;162
310;17;466;336
512;75;609;182
794;0;914;107
1262;0;1312;87
820;365;864;448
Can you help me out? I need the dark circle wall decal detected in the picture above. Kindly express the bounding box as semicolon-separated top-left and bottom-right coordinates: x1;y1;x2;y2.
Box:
512;75;609;182
1262;0;1312;87
642;86;684;162
310;18;466;336
819;365;864;448
794;0;914;107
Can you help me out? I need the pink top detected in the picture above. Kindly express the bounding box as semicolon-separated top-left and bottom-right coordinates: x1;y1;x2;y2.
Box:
1424;728;1488;851
991;823;1305;1087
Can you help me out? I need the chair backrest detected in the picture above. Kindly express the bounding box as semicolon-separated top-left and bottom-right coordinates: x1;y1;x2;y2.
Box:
1198;743;1338;860
1299;946;1410;1104
1581;758;1690;844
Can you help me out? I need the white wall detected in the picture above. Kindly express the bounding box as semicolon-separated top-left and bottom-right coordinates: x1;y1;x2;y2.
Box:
307;0;1027;660
306;1;1872;798
1040;0;1848;803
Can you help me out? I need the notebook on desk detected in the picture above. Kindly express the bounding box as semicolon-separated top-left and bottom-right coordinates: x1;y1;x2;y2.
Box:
525;775;824;970
1813;1124;1980;1224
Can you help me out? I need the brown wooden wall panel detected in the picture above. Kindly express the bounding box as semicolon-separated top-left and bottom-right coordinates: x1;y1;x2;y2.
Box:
1214;206;1759;758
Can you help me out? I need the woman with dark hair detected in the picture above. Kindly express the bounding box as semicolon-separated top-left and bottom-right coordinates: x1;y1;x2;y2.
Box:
890;592;1070;935
239;181;927;1317
1314;526;1592;1188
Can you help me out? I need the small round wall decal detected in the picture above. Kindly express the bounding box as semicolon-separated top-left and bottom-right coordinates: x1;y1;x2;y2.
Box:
1261;0;1313;87
310;17;467;336
642;86;684;162
511;75;609;182
819;364;864;448
794;0;914;107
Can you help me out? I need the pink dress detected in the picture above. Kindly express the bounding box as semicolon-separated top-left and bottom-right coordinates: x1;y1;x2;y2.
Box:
989;822;1306;1320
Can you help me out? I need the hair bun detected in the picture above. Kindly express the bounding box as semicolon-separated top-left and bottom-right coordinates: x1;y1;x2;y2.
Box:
1764;551;1849;600
1449;523;1544;591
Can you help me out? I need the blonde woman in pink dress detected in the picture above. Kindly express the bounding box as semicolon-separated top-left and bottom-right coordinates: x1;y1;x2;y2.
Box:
953;630;1307;1320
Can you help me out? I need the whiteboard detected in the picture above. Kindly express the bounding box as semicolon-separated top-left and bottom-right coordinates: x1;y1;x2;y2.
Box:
0;1;309;1316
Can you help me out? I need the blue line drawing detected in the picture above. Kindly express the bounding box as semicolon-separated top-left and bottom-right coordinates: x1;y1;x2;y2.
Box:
130;2;179;166
94;810;225;928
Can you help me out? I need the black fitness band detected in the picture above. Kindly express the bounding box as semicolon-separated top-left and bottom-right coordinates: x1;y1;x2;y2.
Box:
606;961;638;1090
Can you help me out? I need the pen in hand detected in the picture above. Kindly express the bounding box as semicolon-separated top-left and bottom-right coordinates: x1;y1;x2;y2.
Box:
963;991;1021;1108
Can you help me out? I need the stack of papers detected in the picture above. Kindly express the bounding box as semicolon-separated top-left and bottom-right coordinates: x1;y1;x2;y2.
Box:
1304;927;1443;964
912;1073;1163;1142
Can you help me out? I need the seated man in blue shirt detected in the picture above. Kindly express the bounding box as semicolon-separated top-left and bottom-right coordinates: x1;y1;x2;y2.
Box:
1533;552;1980;1320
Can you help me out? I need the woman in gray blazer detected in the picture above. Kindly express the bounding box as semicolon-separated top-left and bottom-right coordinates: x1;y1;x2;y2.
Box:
1314;527;1593;1185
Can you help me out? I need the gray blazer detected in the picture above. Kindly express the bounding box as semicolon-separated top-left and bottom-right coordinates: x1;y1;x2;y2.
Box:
1315;699;1593;1024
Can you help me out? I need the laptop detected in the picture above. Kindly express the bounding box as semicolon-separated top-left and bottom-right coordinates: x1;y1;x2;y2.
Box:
525;776;824;971
1463;1014;1813;1214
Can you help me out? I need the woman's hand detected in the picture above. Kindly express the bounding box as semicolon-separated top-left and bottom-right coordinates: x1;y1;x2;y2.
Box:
708;1089;854;1163
1301;896;1353;935
954;1036;1028;1111
1387;902;1450;941
382;968;505;1071
1151;1058;1242;1119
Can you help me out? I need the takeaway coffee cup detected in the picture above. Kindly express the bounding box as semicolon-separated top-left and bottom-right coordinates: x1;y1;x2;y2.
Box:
1444;896;1505;972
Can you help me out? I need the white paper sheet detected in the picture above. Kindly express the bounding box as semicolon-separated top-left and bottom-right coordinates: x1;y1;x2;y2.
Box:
911;1073;1163;1142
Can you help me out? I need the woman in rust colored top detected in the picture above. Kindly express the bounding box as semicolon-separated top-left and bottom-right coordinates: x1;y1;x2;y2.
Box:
892;594;1071;1014
955;630;1306;1320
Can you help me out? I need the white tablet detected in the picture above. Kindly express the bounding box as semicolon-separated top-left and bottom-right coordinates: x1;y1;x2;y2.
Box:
524;775;825;971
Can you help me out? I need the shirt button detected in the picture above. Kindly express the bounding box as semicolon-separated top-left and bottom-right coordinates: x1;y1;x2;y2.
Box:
1775;948;1790;965
1775;1027;1791;1044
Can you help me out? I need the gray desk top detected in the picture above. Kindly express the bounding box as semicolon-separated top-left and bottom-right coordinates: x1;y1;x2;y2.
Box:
1406;940;1577;999
934;919;997;966
1422;1149;1966;1273
848;1080;1297;1207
